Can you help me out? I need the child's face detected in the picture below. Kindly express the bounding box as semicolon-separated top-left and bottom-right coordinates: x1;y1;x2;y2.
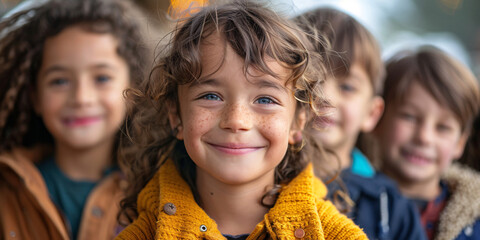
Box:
170;34;300;186
375;82;466;185
34;26;129;151
312;64;383;155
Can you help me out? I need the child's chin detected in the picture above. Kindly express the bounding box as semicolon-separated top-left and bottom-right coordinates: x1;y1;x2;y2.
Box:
398;164;433;181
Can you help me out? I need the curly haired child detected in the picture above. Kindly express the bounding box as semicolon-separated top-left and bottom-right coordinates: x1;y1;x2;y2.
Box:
294;7;426;240
0;0;148;239
116;1;368;239
374;46;480;240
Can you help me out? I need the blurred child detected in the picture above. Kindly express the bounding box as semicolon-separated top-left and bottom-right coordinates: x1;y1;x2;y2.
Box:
295;7;426;240
116;1;368;239
0;0;148;239
374;46;480;240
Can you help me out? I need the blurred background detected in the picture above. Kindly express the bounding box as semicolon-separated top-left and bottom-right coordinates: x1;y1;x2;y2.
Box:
2;0;480;78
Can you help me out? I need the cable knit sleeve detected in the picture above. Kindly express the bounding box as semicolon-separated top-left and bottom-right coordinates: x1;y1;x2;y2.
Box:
317;199;368;240
115;172;161;240
115;210;156;240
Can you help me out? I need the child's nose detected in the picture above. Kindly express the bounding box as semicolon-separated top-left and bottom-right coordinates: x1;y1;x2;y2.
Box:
323;81;340;106
71;78;96;106
414;123;435;146
219;103;252;132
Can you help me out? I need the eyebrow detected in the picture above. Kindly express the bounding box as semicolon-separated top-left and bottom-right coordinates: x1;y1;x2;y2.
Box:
189;78;221;88
400;99;424;113
346;72;365;82
40;65;68;78
41;63;117;77
190;77;289;93
252;78;289;93
91;63;117;70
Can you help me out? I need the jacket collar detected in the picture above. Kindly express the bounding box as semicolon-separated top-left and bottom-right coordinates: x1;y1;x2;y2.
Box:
350;148;375;178
156;160;327;239
436;163;480;240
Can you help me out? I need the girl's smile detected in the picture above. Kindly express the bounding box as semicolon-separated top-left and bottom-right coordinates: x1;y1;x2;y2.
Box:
62;115;103;127
169;33;298;186
35;26;130;151
206;142;265;155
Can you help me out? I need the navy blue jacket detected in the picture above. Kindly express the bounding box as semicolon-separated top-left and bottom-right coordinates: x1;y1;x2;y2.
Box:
327;150;426;240
453;221;480;240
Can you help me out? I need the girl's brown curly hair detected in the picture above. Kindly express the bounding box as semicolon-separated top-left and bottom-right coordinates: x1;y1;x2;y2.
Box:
0;0;148;156
120;0;331;222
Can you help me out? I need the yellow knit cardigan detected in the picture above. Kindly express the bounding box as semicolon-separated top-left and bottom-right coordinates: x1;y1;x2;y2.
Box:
116;160;368;240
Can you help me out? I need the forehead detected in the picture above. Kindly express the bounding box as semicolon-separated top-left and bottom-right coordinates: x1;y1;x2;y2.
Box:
399;82;458;119
42;26;120;63
198;33;293;87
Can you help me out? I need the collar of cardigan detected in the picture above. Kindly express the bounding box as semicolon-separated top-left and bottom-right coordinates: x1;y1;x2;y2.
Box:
155;159;328;239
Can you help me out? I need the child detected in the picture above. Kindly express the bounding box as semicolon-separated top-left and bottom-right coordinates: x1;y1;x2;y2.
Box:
0;0;148;239
117;1;368;239
374;46;480;239
294;8;426;240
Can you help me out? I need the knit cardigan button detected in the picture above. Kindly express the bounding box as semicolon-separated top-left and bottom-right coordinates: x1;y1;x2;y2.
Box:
163;203;177;215
200;225;208;232
294;228;305;238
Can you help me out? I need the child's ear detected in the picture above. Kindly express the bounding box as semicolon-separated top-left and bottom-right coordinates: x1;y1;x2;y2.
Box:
453;133;469;160
289;107;306;145
167;103;184;140
361;96;385;133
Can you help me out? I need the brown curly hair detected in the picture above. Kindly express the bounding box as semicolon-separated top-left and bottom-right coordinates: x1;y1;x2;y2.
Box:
0;0;149;155
120;0;331;222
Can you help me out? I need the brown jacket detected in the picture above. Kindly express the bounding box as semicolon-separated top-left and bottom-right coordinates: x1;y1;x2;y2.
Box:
0;147;124;240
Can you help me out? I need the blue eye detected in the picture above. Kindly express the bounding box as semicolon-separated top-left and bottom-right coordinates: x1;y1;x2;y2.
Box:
256;97;275;104
340;83;356;92
96;75;111;83
399;112;416;122
201;93;221;101
49;78;68;86
437;124;452;133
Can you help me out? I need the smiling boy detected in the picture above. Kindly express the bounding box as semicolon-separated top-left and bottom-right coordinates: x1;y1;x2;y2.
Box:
374;46;480;240
295;7;426;240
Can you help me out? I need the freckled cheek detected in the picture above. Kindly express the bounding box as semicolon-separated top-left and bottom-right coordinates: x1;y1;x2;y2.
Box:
257;114;291;144
183;108;218;135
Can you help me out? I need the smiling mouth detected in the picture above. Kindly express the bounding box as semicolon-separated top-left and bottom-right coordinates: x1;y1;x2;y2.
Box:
313;116;337;129
63;116;102;127
401;149;433;165
207;143;263;155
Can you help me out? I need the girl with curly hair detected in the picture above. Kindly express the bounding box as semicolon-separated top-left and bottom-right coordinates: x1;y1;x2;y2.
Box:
0;0;148;239
116;1;367;239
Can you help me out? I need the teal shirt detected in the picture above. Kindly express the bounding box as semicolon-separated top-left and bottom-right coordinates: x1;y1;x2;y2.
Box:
350;148;375;178
37;157;114;240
